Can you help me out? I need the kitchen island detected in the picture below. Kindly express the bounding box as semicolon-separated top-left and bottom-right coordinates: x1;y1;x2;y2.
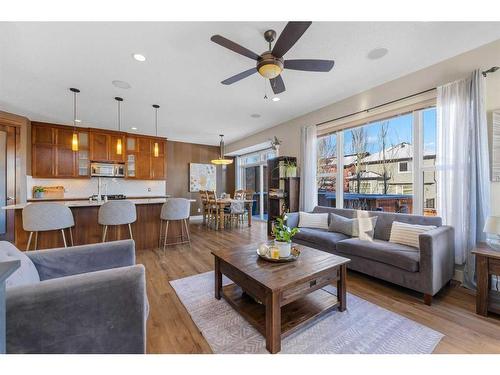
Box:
2;198;192;251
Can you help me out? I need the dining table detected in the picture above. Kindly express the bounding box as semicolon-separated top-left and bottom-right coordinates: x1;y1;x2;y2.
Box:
212;198;255;230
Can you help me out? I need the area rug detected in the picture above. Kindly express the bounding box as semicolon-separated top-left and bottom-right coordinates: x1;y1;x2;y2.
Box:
170;271;443;354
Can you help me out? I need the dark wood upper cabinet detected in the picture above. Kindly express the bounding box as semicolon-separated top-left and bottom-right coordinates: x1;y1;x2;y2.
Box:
32;122;166;180
89;131;110;162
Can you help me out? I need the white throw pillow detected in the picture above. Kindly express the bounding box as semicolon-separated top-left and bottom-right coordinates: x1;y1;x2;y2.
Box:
389;221;437;249
298;212;329;230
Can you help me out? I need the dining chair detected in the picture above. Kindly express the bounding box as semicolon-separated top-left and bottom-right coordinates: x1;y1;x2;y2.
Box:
199;190;210;225
159;198;191;250
98;200;137;242
22;203;75;250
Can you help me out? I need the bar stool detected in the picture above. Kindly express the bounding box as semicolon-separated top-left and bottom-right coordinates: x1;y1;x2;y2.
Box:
22;203;75;250
159;198;191;250
98;200;137;242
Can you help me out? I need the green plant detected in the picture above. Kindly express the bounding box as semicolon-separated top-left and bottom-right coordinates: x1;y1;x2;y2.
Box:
33;186;45;193
273;215;299;243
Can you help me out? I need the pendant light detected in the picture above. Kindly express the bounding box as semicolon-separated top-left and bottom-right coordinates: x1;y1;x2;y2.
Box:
115;97;123;155
70;88;80;152
211;134;233;165
153;104;160;157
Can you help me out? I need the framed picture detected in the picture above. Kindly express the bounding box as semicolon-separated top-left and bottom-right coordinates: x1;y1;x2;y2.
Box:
189;163;217;192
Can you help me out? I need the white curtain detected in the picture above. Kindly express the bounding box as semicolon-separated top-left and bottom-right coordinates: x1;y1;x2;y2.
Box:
436;70;490;287
300;125;318;212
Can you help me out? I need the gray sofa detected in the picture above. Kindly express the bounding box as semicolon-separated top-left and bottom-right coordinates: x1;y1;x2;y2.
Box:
287;206;455;305
0;239;147;354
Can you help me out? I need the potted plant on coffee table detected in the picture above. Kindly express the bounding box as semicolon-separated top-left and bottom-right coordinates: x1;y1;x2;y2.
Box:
272;215;299;257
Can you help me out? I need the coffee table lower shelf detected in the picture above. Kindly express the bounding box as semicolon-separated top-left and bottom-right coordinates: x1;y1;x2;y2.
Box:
222;283;339;340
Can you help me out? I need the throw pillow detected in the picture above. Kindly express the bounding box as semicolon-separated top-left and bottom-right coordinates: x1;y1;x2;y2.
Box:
329;212;377;240
298;212;329;230
389;221;437;249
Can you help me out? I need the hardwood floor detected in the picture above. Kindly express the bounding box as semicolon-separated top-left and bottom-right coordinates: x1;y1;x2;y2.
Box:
137;220;500;354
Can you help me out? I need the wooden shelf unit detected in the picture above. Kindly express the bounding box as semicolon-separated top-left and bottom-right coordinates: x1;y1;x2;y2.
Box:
266;156;300;236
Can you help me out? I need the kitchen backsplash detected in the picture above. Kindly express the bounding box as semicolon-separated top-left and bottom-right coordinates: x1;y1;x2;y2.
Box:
27;176;167;199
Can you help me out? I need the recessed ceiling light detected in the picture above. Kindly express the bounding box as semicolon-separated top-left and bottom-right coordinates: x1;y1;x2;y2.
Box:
74;119;81;123
131;127;138;130
112;80;131;89
367;48;389;60
132;53;146;62
250;114;261;118
272;97;280;102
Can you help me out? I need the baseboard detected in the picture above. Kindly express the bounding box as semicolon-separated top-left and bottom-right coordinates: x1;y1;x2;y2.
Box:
453;267;464;284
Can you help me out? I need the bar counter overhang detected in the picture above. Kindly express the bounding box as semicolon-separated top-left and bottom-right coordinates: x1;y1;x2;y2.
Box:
2;198;190;251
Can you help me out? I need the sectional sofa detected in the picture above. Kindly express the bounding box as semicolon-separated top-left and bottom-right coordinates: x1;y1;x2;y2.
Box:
286;206;455;305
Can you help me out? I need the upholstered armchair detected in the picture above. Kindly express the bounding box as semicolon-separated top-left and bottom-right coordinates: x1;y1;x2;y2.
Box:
0;239;147;354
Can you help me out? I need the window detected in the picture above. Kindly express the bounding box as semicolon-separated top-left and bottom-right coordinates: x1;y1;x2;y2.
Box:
316;133;337;207
316;105;437;216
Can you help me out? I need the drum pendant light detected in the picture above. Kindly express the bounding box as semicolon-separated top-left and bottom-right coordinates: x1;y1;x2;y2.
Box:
115;97;123;155
153;104;160;157
70;88;80;152
211;135;233;165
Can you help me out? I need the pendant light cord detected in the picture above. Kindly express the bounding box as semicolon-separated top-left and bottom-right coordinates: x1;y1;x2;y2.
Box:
155;107;158;136
118;100;121;131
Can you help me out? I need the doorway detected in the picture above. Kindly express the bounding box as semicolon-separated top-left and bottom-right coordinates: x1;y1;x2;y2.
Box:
237;149;276;221
0;125;19;242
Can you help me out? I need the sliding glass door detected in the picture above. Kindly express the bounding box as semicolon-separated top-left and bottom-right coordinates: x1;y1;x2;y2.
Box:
237;149;275;221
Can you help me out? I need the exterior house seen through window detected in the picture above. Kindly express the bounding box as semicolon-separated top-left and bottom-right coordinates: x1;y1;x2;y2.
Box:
317;107;437;216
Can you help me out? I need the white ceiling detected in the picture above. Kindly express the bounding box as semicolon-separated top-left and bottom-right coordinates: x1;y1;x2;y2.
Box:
1;22;500;145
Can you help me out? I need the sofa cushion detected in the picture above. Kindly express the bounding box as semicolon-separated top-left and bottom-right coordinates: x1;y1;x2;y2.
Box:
294;228;349;253
336;238;420;272
329;213;377;240
389;221;437;249
0;241;40;288
298;212;329;230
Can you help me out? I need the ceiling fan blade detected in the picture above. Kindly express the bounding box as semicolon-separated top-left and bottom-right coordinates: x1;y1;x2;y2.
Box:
210;35;260;61
272;21;312;58
270;75;286;95
221;68;258;85
284;59;335;72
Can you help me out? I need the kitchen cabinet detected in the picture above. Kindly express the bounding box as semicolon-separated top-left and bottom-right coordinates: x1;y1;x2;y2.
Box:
31;122;90;178
31;122;166;180
89;130;125;163
126;135;166;180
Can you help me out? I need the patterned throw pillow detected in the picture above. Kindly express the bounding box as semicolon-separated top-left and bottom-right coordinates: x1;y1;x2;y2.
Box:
389;221;437;249
298;212;329;230
328;213;377;241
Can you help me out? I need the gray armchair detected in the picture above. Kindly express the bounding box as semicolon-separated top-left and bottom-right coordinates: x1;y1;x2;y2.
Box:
1;240;147;354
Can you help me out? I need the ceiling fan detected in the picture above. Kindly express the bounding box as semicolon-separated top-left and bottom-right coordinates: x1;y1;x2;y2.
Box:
210;21;335;95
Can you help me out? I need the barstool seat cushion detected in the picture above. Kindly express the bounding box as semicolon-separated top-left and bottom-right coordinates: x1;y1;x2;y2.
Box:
160;198;191;221
98;200;137;226
0;241;40;288
22;203;75;232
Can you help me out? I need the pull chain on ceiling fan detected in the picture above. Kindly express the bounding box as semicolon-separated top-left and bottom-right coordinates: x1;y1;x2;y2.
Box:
211;21;335;95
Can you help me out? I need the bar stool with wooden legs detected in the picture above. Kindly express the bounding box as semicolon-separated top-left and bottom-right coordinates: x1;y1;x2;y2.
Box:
22;203;75;250
159;198;192;251
98;200;137;242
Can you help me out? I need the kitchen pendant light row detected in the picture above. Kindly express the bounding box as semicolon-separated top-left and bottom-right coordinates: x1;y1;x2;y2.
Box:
68;88;163;156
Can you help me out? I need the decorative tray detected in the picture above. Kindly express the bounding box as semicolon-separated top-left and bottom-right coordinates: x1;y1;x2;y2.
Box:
256;246;301;263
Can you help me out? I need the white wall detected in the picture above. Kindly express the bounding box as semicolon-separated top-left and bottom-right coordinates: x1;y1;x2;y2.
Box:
226;38;500;212
27;176;166;199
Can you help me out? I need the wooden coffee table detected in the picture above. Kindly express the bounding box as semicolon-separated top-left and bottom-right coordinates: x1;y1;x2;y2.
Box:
212;244;350;353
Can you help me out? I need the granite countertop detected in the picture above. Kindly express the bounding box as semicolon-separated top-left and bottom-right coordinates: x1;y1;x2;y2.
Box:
2;197;196;210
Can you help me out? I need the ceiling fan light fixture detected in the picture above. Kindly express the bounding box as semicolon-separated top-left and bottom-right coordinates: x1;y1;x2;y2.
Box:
257;53;283;79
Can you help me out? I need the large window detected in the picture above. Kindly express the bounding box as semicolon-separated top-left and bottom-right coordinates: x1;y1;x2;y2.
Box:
317;106;437;216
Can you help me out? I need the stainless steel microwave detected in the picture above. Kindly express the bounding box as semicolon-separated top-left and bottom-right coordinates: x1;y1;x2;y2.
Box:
90;162;125;178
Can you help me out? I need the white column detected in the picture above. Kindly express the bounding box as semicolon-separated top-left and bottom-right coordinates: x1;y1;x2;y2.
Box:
336;131;344;209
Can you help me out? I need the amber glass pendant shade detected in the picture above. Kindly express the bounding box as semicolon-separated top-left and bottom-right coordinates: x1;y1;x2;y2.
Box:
116;138;122;155
153;142;159;157
71;132;79;151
